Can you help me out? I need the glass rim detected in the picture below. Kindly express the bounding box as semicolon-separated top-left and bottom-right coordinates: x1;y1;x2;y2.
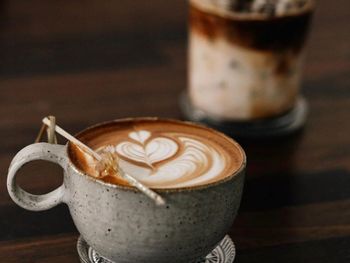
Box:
190;0;316;21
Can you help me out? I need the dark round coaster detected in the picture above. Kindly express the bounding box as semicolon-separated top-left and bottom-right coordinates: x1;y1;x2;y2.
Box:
77;235;236;263
179;92;308;139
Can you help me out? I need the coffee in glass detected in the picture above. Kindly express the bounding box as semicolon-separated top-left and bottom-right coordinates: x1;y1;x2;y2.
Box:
182;0;315;137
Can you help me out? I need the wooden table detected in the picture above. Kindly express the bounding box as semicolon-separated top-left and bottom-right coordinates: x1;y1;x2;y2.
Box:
1;0;349;262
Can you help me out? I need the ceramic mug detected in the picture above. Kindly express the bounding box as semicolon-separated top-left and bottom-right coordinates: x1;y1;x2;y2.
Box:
7;119;246;263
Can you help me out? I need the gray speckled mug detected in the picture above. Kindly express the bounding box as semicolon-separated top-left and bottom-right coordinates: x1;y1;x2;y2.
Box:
7;118;246;263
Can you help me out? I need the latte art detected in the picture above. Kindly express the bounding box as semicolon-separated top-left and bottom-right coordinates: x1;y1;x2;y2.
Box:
97;130;227;188
116;130;178;169
70;119;244;189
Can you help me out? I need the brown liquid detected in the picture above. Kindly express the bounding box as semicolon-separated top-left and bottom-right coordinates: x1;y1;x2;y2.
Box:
68;118;245;188
190;1;314;53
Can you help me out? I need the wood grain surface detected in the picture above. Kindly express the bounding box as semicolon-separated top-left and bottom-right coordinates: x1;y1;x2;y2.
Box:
0;0;349;262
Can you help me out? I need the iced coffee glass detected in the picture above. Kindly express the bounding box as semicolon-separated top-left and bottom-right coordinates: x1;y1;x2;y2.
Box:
184;0;315;136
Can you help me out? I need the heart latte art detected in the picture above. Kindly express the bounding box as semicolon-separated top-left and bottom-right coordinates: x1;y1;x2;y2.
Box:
116;130;178;170
96;130;228;188
71;120;243;189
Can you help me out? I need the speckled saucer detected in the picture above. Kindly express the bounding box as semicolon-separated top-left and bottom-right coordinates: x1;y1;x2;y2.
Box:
180;92;308;139
77;235;236;263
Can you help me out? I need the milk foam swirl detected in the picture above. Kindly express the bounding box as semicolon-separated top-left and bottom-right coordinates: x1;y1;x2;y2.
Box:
101;129;227;188
116;130;178;170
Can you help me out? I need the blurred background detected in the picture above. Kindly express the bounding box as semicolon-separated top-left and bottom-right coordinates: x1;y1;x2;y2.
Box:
0;0;349;262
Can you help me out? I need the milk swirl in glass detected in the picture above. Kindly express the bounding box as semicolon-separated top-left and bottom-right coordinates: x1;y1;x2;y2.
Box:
189;0;315;120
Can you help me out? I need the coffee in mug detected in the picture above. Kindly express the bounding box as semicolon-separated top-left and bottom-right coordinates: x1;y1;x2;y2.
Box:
7;118;246;263
71;119;242;189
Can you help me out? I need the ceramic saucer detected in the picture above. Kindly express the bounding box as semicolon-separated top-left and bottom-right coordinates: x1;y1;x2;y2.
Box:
77;235;236;263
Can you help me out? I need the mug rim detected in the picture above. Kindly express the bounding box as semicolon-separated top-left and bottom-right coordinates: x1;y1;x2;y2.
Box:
67;117;247;193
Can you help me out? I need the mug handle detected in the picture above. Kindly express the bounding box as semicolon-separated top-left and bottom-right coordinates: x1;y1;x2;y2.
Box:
7;143;68;211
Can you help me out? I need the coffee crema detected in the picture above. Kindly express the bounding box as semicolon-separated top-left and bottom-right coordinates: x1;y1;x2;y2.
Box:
69;119;244;189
